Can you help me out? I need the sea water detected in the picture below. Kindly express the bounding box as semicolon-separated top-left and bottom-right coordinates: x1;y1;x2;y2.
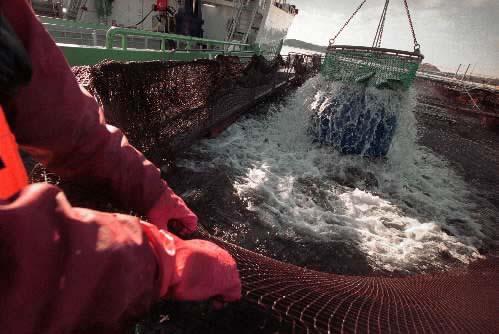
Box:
179;76;492;273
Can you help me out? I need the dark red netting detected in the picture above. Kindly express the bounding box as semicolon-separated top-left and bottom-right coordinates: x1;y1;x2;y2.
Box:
73;55;316;164
202;227;498;334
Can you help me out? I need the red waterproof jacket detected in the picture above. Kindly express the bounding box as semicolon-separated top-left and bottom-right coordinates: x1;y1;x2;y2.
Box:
0;1;239;333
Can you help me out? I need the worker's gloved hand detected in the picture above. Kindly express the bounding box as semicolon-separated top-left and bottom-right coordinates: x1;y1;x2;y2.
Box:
141;222;241;303
0;14;32;104
148;186;198;236
169;236;241;303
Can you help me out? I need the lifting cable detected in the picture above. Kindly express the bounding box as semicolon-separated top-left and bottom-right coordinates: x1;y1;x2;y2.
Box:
329;0;420;52
372;0;389;48
329;0;367;45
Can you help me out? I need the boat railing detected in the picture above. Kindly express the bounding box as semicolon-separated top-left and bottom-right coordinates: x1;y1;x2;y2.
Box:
38;16;255;55
40;16;108;47
105;27;254;54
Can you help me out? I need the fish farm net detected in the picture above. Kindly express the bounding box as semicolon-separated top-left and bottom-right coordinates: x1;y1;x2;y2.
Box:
204;229;498;334
322;45;423;90
73;55;314;165
33;56;498;333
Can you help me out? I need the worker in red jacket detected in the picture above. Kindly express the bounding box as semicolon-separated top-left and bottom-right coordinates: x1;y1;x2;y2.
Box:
0;1;241;333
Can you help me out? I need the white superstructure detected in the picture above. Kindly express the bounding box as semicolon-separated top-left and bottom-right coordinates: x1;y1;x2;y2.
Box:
202;0;297;44
33;0;297;48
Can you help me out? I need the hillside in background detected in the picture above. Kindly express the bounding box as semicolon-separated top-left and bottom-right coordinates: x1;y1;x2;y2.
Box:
419;63;441;73
284;39;327;53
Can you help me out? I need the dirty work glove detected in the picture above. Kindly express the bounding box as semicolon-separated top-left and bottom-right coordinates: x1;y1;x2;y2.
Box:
141;222;241;303
0;14;32;104
148;186;198;236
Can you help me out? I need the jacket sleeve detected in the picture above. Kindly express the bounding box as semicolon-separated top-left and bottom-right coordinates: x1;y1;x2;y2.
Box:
1;0;167;216
0;183;173;334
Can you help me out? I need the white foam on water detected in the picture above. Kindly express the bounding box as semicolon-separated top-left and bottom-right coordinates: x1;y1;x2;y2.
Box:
179;76;487;272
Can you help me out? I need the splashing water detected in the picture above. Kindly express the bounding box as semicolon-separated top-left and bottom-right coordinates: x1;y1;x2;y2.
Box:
179;76;491;273
311;83;402;157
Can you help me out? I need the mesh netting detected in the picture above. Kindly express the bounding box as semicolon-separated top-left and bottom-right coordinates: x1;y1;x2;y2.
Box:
65;58;498;333
201;228;498;334
322;45;423;90
74;55;300;163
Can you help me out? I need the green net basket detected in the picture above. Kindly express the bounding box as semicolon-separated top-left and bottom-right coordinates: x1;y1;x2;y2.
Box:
321;45;424;90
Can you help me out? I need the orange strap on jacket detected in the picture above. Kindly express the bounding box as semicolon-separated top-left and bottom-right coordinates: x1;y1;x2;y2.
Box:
0;105;28;199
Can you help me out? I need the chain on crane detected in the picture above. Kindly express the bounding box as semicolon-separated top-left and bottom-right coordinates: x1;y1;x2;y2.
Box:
402;0;420;51
329;0;367;46
372;0;390;48
329;0;420;52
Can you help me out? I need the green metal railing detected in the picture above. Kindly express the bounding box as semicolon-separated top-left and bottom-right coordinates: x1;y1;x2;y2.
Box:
105;27;254;54
39;15;109;31
40;16;254;53
38;16;285;65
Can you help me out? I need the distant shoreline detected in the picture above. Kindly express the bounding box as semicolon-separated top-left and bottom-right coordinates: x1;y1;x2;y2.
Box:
283;39;327;53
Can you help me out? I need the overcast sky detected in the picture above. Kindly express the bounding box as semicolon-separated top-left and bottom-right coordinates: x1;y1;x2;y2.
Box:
286;0;499;77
